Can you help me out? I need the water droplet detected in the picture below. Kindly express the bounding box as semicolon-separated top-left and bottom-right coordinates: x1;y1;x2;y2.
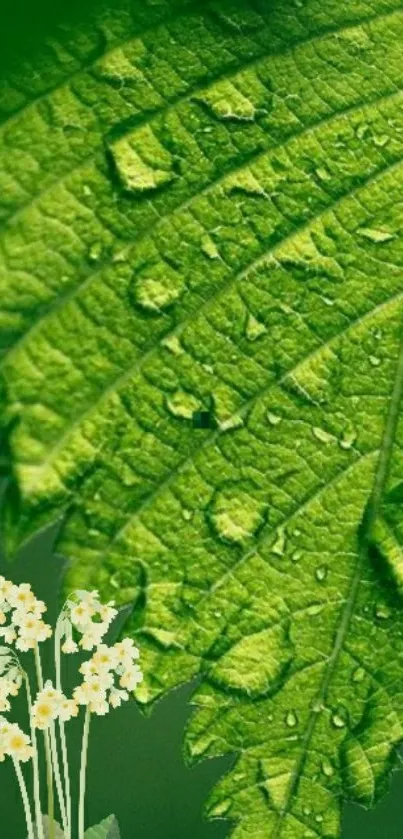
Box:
227;169;267;197
312;699;324;714
131;262;185;314
271;527;287;557
315;566;328;582
161;333;184;355
197;80;257;122
210;486;266;545
182;508;193;521
303;807;311;816
351;667;365;682
219;414;244;432
375;603;391;620
373;134;390;147
88;242;102;262
356;123;369;140
285;710;298;728
331;711;347;729
312;426;334;444
369;355;381;367
201;235;220;260
307;604;324;616
110;126;174;194
321;758;334;777
267;411;282;426
166;390;202;420
315;815;324;823
315;166;331;182
339;429;357;450
245;314;267;341
291;550;302;563
322;295;335;306
358;227;395;243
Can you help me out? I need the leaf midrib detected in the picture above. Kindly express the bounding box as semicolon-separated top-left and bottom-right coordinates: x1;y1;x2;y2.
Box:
269;316;403;837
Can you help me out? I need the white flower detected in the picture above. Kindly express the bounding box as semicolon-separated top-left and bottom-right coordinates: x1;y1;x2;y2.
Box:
109;688;128;708
61;638;78;654
31;681;63;730
79;623;108;651
58;699;79;722
70;602;96;628
89;699;109;716
99;602;118;624
91;645;118;672
0;578;13;600
119;664;143;691
0;721;33;762
0;627;16;645
114;638;140;664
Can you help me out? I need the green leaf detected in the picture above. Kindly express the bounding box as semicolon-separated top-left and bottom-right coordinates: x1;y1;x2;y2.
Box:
84;815;120;839
31;816;65;839
3;1;403;837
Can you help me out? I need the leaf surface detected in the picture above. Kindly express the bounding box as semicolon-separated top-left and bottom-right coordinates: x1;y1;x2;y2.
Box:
84;814;120;839
3;1;403;837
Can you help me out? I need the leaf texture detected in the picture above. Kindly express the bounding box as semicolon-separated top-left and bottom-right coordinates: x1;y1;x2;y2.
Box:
2;1;403;837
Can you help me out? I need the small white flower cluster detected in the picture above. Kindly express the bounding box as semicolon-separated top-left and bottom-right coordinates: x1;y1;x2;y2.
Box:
73;639;143;715
31;680;79;730
0;717;33;763
0;577;51;651
0;648;23;712
60;590;118;653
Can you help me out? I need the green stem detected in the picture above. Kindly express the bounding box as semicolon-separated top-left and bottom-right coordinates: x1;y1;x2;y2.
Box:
50;721;68;835
25;674;45;839
55;616;72;839
78;707;91;839
13;757;35;839
34;644;55;839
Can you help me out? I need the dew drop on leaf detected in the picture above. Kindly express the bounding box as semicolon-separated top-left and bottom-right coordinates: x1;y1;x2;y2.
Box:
166;390;202;420
369;355;381;367
109;126;175;194
312;426;334;444
358;227;395;243
131;263;185;314
321;758;334;777
245;313;268;341
315;566;328;582
271;526;287;557
201;234;220;260
210;486;266;545
161;333;184;355
375;603;391;620
267;411;282;426
339;428;357;450
352;666;365;683
285;710;298;728
331;711;347;729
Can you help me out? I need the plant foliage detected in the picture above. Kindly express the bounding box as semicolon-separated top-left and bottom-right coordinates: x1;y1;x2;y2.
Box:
2;1;403;836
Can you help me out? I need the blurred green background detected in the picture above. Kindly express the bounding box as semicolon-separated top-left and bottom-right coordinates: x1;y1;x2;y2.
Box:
1;0;403;835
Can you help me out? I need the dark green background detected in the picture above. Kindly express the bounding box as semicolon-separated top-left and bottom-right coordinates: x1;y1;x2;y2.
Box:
1;0;403;836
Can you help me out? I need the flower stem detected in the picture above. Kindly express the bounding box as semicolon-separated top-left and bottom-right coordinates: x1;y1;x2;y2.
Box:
50;721;68;835
78;707;91;839
25;674;45;839
34;644;55;839
55;616;71;839
13;758;35;839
